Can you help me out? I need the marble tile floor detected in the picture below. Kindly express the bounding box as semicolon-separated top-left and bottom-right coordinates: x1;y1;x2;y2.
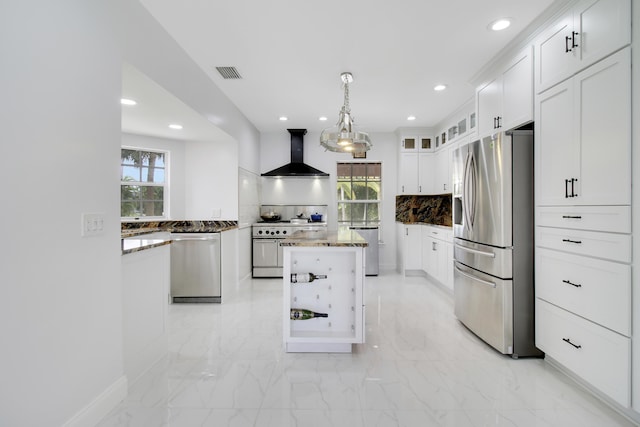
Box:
99;272;636;427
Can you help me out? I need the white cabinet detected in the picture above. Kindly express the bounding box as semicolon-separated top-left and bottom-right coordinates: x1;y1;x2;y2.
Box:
401;136;433;152
535;200;632;406
534;0;630;93
536;299;630;407
402;224;422;271
434;146;450;194
283;246;365;353
398;136;435;194
420;225;453;290
476;46;533;139
399;153;419;194
535;47;630;207
122;244;170;383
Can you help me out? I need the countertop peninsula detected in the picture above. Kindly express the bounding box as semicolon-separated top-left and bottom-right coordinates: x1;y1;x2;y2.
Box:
280;229;368;247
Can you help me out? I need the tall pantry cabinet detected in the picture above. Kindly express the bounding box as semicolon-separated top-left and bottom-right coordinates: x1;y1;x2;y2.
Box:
533;0;632;409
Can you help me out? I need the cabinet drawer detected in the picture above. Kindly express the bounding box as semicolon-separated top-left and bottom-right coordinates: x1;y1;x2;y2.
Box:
423;225;453;242
536;248;630;336
536;227;630;262
536;299;630;406
536;206;630;233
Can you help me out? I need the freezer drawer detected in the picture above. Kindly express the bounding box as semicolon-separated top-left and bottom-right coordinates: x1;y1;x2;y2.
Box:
454;261;513;354
453;238;512;279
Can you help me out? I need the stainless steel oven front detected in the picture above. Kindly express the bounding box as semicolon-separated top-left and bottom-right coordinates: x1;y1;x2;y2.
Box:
251;222;326;278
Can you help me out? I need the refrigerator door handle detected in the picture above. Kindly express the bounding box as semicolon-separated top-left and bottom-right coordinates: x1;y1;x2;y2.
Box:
465;152;477;230
454;263;496;288
454;243;496;258
462;151;473;232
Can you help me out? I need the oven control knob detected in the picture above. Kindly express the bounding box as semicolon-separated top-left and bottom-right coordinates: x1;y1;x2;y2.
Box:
270;231;275;235
258;230;262;234
276;230;280;234
283;230;287;234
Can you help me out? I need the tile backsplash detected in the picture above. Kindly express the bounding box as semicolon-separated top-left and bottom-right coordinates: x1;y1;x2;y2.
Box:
395;195;452;226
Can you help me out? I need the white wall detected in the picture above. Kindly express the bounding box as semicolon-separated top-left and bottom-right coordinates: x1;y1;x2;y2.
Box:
631;0;640;415
0;2;125;426
122;133;187;219
260;130;399;271
185;140;238;220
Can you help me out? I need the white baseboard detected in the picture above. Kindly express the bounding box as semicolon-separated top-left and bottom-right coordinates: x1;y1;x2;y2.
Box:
63;375;127;427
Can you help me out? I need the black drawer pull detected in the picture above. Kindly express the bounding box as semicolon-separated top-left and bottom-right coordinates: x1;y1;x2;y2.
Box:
562;338;581;349
562;238;582;244
565;35;572;52
562;279;582;288
562;215;582;219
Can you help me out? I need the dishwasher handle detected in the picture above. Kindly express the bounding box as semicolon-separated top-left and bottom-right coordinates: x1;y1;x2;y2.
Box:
172;234;220;242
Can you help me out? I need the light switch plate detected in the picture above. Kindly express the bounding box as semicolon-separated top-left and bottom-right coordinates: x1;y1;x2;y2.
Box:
81;212;105;237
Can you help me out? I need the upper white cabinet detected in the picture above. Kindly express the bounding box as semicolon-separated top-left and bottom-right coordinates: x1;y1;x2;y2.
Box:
535;47;630;206
534;0;630;94
476;46;533;139
401;136;433;152
398;153;420;194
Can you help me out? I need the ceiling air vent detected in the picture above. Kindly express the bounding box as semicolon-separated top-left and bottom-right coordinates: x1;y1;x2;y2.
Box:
215;66;242;79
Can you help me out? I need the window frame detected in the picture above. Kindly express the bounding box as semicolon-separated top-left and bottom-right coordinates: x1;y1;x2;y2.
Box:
336;161;382;230
120;146;169;220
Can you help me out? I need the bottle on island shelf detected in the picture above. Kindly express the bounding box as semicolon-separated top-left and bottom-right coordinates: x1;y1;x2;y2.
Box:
290;309;328;320
291;273;327;283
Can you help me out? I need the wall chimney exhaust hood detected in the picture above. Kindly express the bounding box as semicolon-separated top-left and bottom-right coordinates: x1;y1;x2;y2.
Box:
261;129;329;178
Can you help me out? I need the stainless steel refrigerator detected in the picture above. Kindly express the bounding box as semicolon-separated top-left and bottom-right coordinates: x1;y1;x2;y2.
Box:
452;130;541;358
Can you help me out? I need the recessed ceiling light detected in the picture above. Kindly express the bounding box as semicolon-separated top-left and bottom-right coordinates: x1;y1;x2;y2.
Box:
319;116;328;121
279;116;288;121
168;124;183;130
434;84;447;91
120;98;137;106
490;18;512;31
407;115;416;121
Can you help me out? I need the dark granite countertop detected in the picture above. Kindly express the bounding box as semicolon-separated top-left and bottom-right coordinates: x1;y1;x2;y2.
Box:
281;229;368;247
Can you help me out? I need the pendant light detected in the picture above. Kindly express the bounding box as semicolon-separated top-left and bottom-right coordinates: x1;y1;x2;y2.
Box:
320;72;372;153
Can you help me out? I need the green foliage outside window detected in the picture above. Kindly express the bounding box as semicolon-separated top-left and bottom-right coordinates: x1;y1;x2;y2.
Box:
121;149;166;218
336;162;381;227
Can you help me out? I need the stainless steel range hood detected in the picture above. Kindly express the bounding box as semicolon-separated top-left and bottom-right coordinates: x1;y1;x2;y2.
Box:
261;129;329;177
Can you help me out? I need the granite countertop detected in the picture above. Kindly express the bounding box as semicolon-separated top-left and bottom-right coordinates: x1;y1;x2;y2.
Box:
121;232;172;255
281;229;368;247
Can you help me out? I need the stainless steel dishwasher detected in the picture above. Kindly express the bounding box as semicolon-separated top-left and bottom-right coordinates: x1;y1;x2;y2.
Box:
170;233;221;303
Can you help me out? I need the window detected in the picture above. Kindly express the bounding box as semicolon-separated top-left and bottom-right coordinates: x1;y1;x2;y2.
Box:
336;162;381;228
121;148;167;219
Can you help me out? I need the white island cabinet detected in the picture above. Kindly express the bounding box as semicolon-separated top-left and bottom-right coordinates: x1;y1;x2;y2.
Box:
281;230;367;353
121;234;171;383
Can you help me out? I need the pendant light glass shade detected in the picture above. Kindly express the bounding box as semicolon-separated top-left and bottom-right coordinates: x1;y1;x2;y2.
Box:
320;72;372;153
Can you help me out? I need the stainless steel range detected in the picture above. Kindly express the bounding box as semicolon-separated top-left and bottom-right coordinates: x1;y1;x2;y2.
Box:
252;205;328;278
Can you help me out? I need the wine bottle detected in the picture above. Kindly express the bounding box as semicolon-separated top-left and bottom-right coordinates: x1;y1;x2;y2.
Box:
290;309;328;320
290;273;327;283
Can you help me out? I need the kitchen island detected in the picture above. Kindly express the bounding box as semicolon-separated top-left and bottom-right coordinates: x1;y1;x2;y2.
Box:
281;229;367;353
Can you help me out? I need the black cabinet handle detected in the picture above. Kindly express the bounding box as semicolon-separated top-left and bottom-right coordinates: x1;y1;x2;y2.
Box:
562;215;582;219
565;35;572;52
493;117;497;129
562;279;582;288
565;179;570;198
562;238;582;244
571;178;578;197
572;31;579;48
562;338;581;349
497;116;502;128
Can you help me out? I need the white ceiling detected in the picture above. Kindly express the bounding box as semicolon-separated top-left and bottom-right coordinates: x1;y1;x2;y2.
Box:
125;0;566;139
121;63;233;142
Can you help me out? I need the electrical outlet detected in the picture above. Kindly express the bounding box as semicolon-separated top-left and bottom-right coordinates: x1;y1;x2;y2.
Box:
81;213;105;237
